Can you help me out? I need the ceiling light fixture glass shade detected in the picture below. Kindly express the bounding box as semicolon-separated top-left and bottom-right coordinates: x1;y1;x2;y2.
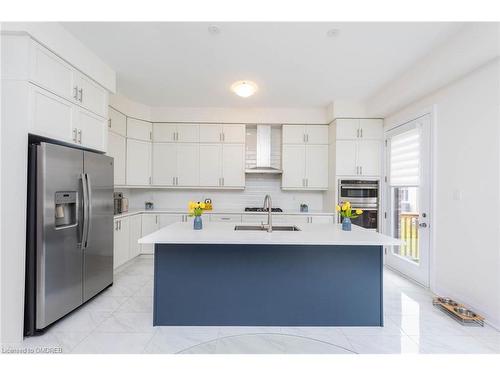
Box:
231;80;258;97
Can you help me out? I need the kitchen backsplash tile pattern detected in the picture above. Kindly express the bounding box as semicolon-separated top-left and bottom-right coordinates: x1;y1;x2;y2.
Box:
122;175;325;211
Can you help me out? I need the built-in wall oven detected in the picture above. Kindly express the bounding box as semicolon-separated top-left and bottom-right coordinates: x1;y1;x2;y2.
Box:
338;179;379;230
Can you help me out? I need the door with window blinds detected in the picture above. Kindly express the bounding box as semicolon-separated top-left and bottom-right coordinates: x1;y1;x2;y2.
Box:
385;114;431;287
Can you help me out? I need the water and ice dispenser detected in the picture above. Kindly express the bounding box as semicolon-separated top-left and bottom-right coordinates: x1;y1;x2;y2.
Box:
54;191;78;229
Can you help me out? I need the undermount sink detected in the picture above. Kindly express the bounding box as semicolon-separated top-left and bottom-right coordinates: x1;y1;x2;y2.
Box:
234;225;301;232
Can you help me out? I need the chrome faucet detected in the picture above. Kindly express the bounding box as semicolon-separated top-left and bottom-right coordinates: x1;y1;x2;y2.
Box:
262;194;273;232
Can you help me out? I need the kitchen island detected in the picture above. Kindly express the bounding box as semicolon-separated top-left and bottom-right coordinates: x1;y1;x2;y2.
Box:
139;222;400;327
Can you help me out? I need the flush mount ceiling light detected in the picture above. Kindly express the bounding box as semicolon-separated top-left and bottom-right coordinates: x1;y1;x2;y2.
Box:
231;80;258;98
326;29;340;38
208;25;221;35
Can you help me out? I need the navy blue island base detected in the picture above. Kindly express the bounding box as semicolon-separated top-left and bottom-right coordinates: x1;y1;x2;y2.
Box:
153;243;383;326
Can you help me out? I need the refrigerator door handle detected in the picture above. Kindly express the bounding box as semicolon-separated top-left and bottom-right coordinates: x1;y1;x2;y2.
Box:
81;173;89;248
85;173;92;248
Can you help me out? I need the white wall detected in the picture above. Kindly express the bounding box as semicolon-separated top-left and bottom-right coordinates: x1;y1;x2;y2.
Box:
383;59;500;328
367;23;500;118
123;174;325;212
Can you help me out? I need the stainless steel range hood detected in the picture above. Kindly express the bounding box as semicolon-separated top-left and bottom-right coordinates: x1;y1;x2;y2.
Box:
245;125;283;174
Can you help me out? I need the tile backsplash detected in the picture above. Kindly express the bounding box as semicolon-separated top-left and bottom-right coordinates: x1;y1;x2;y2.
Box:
121;174;325;211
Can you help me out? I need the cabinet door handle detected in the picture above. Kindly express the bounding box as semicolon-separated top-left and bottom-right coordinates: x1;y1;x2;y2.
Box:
156;215;158;224
222;133;225;142
176;177;179;185
108;119;112;129
149;176;152;184
73;86;78;100
306;178;308;187
360;166;363;175
360;128;363;138
303;134;306;143
78;88;83;103
172;177;175;185
72;128;78;142
77;129;82;144
306;134;309;143
357;129;360;138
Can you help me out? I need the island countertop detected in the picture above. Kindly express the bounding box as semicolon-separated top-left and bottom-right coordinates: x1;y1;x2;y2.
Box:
139;222;401;246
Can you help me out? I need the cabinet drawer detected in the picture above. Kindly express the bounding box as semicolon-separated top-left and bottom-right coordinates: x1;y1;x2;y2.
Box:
210;214;242;223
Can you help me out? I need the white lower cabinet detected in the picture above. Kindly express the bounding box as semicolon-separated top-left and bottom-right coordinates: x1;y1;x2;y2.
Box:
128;215;142;259
113;217;130;269
240;214;333;225
140;214;160;254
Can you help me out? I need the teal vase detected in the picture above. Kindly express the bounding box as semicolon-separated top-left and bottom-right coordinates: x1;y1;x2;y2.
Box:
342;217;352;231
193;216;203;230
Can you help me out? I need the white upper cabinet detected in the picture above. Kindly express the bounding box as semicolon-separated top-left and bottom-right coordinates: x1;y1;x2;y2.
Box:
127;118;152;141
108;107;127;136
126;139;152;185
153;143;200;186
282;125;328;144
336;119;383;140
282;144;328;190
305;144;328;189
356;140;381;176
282;144;306;188
335;139;381;177
177;143;200;186
335;119;360;140
199;144;222;187
107;132;126;186
199;124;245;143
221;124;246;143
153;123;199;143
73;72;107;118
198;143;245;188
74;107;107;152
359;119;383;139
29;84;74;143
221;144;245;187
335;140;358;176
30;40;74;101
152;143;177;186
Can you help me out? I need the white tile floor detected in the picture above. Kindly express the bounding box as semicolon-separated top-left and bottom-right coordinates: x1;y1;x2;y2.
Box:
11;255;500;354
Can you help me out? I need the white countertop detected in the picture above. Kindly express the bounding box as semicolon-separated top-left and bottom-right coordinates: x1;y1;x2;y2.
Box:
139;222;401;246
115;208;336;219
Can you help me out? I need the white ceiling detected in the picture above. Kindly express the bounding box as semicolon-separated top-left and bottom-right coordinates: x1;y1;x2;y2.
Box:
61;22;464;108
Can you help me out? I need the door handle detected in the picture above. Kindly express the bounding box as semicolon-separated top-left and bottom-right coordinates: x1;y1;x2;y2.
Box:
85;173;92;246
419;223;428;228
80;173;89;248
108;119;112;129
72;128;78;142
77;129;82;144
73;86;78;100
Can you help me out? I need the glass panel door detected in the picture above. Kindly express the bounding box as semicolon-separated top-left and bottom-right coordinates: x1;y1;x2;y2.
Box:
385;114;431;286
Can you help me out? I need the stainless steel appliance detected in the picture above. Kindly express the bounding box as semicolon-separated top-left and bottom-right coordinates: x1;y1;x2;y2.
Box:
25;142;114;335
338;179;379;230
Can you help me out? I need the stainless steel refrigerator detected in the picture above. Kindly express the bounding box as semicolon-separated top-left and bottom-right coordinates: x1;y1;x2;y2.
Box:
25;141;114;335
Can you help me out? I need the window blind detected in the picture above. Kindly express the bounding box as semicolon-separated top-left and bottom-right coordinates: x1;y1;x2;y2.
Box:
390;128;420;186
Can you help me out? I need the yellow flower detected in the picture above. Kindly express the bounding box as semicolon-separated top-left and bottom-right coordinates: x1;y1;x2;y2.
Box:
355;209;363;215
345;201;351;208
200;202;206;209
188;201;195;210
335;205;341;212
341;203;348;211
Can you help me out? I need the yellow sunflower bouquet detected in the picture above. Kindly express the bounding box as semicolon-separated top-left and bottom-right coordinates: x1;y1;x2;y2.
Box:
336;201;363;219
188;201;206;217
